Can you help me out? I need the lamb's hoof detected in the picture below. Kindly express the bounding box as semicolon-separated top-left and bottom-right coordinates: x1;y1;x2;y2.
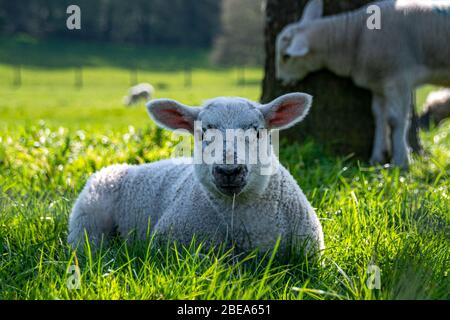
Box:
392;159;410;171
370;155;387;167
370;149;391;167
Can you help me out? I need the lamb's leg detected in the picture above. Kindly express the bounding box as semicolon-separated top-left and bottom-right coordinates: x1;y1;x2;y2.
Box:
370;95;390;165
67;194;115;250
386;89;411;169
68;165;128;250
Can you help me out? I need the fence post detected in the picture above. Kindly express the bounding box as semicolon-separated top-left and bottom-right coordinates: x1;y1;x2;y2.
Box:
184;65;192;88
130;68;138;86
237;66;246;86
13;65;22;87
75;66;83;89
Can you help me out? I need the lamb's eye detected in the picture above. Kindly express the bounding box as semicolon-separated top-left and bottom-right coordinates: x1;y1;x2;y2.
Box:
254;127;260;139
201;126;214;140
200;128;206;140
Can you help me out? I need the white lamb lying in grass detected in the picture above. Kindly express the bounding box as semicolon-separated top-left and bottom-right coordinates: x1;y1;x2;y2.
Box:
123;83;154;106
68;93;325;256
419;89;450;130
276;0;450;168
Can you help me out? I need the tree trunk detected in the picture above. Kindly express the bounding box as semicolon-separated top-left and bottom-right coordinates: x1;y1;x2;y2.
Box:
261;0;422;160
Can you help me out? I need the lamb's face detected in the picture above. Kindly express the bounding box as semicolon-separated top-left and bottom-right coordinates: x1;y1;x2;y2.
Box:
276;0;325;85
193;98;272;197
146;93;313;198
276;25;321;85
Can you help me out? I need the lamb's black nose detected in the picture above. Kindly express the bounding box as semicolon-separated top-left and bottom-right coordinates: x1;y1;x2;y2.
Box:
214;165;244;177
213;165;248;196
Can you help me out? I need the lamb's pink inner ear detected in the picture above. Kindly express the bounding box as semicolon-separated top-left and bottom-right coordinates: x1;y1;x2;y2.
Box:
267;102;302;127
157;108;193;131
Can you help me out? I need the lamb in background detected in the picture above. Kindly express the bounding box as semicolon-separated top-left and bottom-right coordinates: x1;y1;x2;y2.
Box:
276;0;450;168
123;83;154;106
68;93;324;256
419;89;450;130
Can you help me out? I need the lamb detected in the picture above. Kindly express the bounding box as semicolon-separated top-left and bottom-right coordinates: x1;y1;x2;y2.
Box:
123;83;154;106
276;0;450;168
419;88;450;130
68;93;325;256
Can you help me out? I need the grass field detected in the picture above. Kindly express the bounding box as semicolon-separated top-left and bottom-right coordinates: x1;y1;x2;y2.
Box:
0;37;448;300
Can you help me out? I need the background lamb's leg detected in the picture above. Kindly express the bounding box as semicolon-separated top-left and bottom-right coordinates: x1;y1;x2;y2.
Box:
386;90;411;169
408;90;423;155
370;95;390;165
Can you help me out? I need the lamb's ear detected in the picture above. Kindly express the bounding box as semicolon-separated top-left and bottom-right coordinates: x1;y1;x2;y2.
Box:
260;93;312;130
146;99;200;133
286;35;309;57
300;0;323;23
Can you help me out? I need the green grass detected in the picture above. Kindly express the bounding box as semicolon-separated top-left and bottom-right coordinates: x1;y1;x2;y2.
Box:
0;37;449;300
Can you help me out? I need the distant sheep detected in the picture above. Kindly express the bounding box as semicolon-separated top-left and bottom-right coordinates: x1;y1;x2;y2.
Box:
276;0;450;168
419;89;450;130
123;83;154;106
68;93;325;256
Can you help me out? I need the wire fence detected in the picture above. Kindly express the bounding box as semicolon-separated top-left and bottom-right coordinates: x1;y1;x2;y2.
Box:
6;65;259;90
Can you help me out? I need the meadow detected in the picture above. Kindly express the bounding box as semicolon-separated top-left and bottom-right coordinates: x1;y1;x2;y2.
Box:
0;37;448;299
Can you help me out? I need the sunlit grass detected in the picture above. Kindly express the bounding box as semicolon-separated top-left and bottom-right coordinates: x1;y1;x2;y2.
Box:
0;66;262;129
0;38;448;300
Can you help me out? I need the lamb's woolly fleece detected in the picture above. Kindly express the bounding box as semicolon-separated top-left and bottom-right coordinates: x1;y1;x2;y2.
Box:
420;89;450;128
69;93;324;255
68;158;324;253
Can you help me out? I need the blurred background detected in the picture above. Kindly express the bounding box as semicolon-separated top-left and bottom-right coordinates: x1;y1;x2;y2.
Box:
0;0;444;167
0;0;265;129
0;1;448;300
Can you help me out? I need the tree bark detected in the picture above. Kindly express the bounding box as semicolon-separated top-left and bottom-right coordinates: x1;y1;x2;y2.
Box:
261;0;422;160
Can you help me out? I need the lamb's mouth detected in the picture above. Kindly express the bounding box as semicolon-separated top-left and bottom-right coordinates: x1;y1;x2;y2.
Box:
216;184;245;196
